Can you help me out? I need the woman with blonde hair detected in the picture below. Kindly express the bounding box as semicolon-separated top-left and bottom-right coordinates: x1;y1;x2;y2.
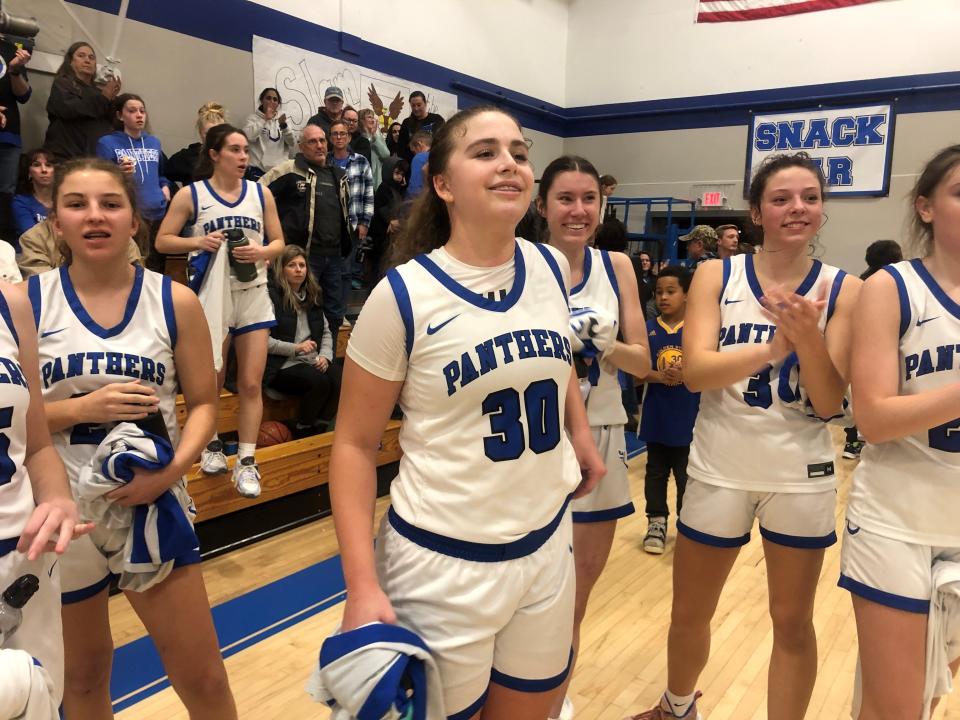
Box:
166;101;228;187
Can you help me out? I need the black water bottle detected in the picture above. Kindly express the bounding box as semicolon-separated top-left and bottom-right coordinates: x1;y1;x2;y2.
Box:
224;228;258;283
0;574;39;646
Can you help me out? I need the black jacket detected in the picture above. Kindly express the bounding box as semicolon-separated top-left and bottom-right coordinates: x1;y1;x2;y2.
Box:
370;157;407;240
397;113;445;162
166;142;201;186
43;75;113;162
264;284;329;385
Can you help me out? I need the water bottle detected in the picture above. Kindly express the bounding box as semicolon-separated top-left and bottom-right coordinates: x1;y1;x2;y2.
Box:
223;228;258;283
0;574;39;646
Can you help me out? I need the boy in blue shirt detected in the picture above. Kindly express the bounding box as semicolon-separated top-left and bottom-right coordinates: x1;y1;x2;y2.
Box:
639;266;700;554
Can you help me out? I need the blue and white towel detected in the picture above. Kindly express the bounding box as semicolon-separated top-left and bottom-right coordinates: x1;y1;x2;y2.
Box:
0;649;58;720
187;244;232;371
307;623;445;720
924;561;960;719
76;423;198;593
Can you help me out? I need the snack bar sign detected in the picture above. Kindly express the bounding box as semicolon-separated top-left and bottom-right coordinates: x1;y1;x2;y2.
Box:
747;104;895;197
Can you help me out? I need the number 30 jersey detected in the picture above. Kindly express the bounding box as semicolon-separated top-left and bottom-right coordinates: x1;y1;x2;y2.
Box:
28;266;180;481
354;239;581;544
847;259;960;546
687;254;847;493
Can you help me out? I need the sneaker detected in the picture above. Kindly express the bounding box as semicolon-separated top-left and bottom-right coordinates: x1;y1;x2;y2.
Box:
842;440;864;459
625;692;702;720
200;440;228;474
232;456;262;498
643;517;667;555
557;697;574;720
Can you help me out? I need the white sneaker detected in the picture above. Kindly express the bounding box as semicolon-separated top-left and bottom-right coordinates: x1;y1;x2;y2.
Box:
200;440;228;474
559;697;574;720
232;456;261;498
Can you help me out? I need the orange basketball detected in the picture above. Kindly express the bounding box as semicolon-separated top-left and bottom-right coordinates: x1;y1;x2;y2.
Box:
257;420;293;447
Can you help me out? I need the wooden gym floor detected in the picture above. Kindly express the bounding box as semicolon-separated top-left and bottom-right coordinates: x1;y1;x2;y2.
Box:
111;431;959;719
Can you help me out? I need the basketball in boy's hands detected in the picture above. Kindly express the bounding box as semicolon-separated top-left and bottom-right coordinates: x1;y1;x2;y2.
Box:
257;421;293;447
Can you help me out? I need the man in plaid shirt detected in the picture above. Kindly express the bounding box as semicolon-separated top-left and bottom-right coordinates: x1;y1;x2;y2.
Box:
328;119;374;293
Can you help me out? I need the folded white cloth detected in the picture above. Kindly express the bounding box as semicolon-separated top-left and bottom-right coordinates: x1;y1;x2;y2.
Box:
568;306;618;360
76;423;198;593
924;560;960;719
0;648;58;720
307;622;445;720
188;244;232;372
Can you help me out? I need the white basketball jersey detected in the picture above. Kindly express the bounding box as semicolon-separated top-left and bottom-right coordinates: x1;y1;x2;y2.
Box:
847;259;960;546
187;179;267;289
381;239;580;544
569;247;627;427
28;266;179;481
0;291;34;540
687;254;848;493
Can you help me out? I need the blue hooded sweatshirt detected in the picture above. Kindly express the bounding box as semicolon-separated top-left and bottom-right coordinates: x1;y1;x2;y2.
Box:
96;131;172;221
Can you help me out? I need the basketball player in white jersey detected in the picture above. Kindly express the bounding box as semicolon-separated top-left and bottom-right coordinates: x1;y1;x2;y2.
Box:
33;159;236;719
842;145;960;719
158;124;285;499
0;280;89;709
538;155;650;720
329;107;605;720
627;153;861;720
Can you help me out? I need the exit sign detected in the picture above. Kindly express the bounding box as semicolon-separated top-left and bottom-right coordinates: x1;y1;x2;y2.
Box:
701;191;724;207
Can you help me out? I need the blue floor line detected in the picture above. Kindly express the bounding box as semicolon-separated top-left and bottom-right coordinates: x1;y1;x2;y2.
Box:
111;430;646;710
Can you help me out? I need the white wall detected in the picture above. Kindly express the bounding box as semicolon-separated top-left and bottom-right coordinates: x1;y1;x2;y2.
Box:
565;0;960;105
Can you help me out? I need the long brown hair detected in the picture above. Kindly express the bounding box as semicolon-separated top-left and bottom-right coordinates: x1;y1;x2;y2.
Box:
55;42;95;84
910;145;960;256
273;246;322;312
391;105;522;265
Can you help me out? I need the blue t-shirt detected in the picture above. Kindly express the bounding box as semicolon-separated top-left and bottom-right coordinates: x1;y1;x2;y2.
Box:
12;194;48;248
331;156;350;170
406;151;429;199
638;317;700;447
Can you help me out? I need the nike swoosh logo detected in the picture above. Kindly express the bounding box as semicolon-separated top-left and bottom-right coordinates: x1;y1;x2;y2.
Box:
40;328;66;338
200;204;215;211
846;521;860;536
916;316;940;326
724;299;743;305
426;314;460;335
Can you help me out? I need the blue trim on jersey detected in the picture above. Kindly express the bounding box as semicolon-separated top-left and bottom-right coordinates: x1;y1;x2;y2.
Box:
448;689;489;720
0;536;19;557
26;275;40;329
62;573;112;604
189;182;199;226
61;264;145;339
720;257;731;298
0;290;18;346
386;268;414;356
882;265;911;338
838;574;930;614
229;319;277;336
758;526;837;549
911;257;960;322
569;244;592;296
173;547;202;568
744;254;822;305
572;501;636;523
600;250;620;301
414;242;526;313
161;276;177;348
825;270;847;322
255;182;265;211
533;243;568;304
490;647;572;693
202;178;249;209
677;519;751;548
387;494;571;562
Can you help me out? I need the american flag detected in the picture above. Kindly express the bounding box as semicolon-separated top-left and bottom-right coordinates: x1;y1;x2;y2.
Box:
697;0;884;22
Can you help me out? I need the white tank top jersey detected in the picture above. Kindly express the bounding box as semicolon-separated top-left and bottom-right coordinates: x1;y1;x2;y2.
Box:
27;266;180;482
0;291;34;540
353;239;581;544
847;259;960;546
687;254;848;493
187;179;268;289
568;247;627;428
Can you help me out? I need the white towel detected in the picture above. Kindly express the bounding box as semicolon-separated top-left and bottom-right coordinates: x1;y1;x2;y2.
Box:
924;560;960;719
188;244;232;372
307;622;446;720
76;423;199;593
0;649;58;720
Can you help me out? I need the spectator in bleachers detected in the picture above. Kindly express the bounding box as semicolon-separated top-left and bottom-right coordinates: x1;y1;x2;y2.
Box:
405;131;431;199
861;238;903;279
243;87;296;181
678;224;717;270
265;246;342;436
12;148;53;250
260;123;353;335
715;223;741;259
368;156;408;281
166;102;227;187
386;121;402;157
328;119;374;292
0;43;32;235
96;93;172;272
43;42;119;162
397;91;444;162
306;86;345;141
341;106;371;164
600;173;618;221
359;108;389;188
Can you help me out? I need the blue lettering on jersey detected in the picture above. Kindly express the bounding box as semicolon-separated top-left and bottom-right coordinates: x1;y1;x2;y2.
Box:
904;344;960;381
442;328;572;397
0;357;28;388
41;352;167;389
718;322;777;347
201;216;263;235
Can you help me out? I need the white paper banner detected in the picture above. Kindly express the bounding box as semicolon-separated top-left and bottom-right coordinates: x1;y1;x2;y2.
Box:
746;104;895;197
252;35;458;135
